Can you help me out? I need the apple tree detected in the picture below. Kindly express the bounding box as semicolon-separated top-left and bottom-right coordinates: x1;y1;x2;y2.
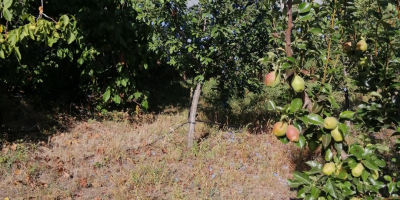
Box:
262;0;400;199
135;0;274;147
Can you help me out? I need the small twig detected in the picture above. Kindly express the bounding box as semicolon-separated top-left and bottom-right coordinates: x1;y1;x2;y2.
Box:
328;55;340;84
320;0;337;91
42;13;57;23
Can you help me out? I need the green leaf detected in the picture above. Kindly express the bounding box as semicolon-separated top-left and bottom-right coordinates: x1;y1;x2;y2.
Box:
325;149;333;161
338;123;349;135
3;9;12;21
141;100;148;111
298;13;313;21
310;187;321;199
267;100;276;111
323;178;337;198
339;111;355;119
342;188;356;196
308;166;322;175
334;142;343;157
306;161;320;168
374;159;386;167
350;145;364;160
77;58;84;65
298;3;312;13
287;179;301;188
61;15;69;28
3;0;13;9
309;27;322;35
113;95;121;104
361;169;370;182
384;175;392;182
388;182;398;194
356;183;364;193
291;98;302;112
307;114;324;125
299;116;309;127
321;134;331;149
14;47;21;61
298;135;306;148
67;32;76;44
293;171;311;185
362;158;379;170
368;177;386;189
0;50;4;59
103;89;111;102
297;188;307;198
280;136;290;144
282;62;291;70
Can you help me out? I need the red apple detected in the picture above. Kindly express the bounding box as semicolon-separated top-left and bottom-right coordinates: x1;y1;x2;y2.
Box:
286;125;300;142
264;71;280;87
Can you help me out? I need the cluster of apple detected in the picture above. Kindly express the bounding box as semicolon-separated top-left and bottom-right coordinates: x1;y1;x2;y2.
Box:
322;161;376;180
344;37;368;65
264;71;305;93
271;116;343;143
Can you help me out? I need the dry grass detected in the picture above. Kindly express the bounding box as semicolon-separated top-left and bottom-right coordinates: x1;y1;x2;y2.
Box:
0;108;311;199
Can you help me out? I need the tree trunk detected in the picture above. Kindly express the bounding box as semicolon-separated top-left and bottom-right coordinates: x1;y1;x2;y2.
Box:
187;82;202;148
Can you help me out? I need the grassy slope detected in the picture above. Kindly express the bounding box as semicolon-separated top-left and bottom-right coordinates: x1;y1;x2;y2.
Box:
0;80;323;199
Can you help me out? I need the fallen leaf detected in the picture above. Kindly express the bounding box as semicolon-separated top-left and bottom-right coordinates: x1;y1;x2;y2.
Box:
97;148;105;155
79;178;88;188
10;143;17;151
45;155;51;162
25;174;30;184
63;172;71;178
2;146;9;154
14;169;22;176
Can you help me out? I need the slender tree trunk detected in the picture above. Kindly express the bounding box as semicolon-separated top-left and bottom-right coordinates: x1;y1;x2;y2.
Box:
284;0;313;112
187;82;202;148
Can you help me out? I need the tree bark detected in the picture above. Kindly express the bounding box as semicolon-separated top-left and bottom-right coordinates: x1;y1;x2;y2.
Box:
187;82;202;148
284;0;313;112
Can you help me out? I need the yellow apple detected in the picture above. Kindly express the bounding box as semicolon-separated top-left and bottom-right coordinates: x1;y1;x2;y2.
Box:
324;117;338;130
272;122;288;137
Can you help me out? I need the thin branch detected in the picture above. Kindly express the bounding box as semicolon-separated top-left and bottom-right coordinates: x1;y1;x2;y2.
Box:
320;0;337;88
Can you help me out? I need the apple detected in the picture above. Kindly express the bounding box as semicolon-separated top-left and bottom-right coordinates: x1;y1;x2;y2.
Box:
324;117;338;130
272;122;288;137
371;170;379;180
356;39;367;52
55;24;61;29
343;40;352;53
286;125;299;142
359;57;369;66
331;126;343;142
264;71;281;87
352;163;364;177
322;162;336;175
291;75;305;93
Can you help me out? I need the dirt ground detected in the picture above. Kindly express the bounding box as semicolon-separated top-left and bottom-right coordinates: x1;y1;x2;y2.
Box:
0;110;314;200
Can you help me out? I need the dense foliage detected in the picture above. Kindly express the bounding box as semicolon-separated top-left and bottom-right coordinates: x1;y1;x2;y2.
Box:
262;0;400;199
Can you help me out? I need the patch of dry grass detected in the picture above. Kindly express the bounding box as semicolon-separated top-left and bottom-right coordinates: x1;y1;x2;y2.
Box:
0;109;309;199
